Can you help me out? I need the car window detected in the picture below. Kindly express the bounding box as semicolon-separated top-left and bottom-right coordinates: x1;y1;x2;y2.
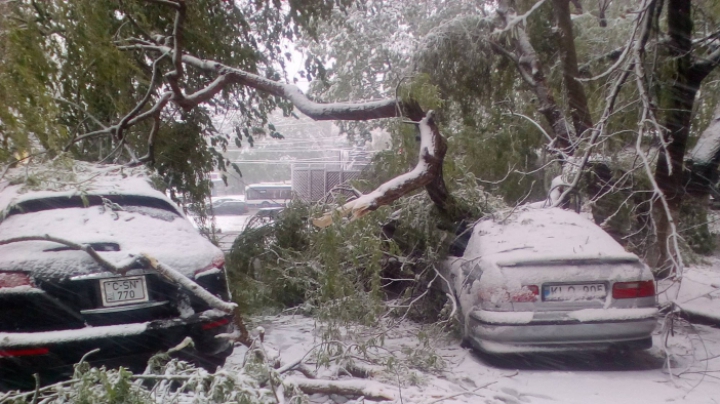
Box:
3;195;182;219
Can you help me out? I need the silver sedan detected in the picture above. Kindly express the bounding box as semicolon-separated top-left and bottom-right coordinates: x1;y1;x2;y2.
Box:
443;207;658;354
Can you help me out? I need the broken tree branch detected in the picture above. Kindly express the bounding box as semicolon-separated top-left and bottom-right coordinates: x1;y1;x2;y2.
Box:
119;44;399;121
284;377;395;401
313;111;444;227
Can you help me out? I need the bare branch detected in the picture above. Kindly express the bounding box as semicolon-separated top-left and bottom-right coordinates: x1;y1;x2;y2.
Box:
494;1;575;153
54;98;107;129
64;127;115;151
119;44;399;121
488;41;536;86
116;52;169;140
492;0;548;35
128;91;172;125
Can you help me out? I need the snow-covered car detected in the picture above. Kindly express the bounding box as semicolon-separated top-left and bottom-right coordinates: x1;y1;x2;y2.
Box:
211;199;249;215
0;174;235;387
444;207;658;354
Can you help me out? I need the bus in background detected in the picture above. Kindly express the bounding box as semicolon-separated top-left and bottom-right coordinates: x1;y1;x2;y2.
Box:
245;183;293;207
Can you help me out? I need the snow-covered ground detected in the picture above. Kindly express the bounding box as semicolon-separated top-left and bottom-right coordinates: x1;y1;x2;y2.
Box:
660;253;720;323
224;314;720;404
214;215;254;233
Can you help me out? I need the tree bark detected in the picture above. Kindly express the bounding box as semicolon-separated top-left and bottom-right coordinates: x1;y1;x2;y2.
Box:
688;101;720;197
493;1;576;155
553;0;593;139
652;0;702;275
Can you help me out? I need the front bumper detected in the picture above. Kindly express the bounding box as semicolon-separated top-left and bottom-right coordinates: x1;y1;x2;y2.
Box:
467;309;657;353
0;309;233;385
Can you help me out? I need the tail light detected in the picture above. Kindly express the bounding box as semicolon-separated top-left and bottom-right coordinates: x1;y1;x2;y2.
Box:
194;257;226;278
202;317;230;331
0;272;33;288
479;285;540;304
612;280;655;299
511;285;539;302
0;347;49;357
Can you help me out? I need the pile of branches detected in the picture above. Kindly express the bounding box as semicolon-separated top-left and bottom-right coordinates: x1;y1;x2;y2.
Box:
0;326;440;404
226;172;507;327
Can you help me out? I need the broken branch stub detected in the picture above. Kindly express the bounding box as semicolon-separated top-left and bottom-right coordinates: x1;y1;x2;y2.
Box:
313;110;444;228
141;253;237;314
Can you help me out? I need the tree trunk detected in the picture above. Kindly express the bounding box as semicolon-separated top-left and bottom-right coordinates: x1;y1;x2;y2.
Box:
678;101;720;254
651;0;694;277
493;0;576;155
403;102;466;221
687;101;720;198
553;0;593;139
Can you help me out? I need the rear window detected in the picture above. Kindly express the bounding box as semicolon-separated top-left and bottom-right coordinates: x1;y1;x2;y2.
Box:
4;195;181;218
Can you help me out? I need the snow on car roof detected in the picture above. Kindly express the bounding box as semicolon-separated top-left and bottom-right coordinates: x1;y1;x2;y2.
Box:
0;159;176;214
467;207;638;265
0;159;222;277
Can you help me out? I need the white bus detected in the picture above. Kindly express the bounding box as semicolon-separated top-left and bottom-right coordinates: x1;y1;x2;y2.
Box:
245;184;293;207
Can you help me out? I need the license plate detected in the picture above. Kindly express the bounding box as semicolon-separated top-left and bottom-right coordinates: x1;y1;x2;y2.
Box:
100;276;149;306
543;283;606;302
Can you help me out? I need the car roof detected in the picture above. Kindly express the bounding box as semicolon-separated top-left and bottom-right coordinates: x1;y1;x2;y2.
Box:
0;162;180;216
467;207;639;266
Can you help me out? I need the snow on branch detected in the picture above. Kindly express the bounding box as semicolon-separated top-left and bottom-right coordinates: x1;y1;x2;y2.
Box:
284;376;395;401
313;111;443;228
142;253;236;314
119;44;400;121
493;0;548;35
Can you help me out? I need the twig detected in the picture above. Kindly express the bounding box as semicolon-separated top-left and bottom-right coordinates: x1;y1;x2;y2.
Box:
30;374;40;404
422;381;497;404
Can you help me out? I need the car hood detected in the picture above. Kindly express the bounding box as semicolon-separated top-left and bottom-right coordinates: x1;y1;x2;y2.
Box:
0;205;223;280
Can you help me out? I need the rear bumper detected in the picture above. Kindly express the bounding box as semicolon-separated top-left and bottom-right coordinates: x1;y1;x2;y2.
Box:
0;309;233;383
467;309;657;353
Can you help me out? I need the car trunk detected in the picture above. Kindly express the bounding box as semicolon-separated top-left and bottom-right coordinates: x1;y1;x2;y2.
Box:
479;258;652;313
0;195;227;333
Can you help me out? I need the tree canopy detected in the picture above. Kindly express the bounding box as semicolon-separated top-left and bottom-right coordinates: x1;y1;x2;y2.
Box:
3;0;720;276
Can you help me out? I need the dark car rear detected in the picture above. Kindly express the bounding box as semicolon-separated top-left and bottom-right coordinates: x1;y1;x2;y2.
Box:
0;192;235;388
